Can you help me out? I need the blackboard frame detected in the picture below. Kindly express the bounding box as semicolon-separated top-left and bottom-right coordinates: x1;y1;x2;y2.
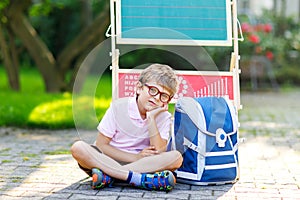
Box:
115;0;233;46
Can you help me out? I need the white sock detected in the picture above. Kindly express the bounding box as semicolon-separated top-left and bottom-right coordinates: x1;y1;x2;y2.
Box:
127;171;142;186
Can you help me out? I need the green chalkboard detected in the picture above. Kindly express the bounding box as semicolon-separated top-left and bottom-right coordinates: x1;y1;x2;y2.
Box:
116;0;232;46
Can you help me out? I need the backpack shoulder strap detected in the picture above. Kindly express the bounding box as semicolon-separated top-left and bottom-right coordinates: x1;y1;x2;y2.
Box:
176;97;212;136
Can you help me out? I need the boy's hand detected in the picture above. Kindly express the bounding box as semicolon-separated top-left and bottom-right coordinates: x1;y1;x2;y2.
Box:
136;146;159;159
146;103;168;120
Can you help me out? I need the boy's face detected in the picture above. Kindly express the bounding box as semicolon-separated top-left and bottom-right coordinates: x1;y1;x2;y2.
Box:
137;82;172;112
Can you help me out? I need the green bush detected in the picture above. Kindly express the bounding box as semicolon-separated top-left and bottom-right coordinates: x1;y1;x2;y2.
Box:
0;67;112;129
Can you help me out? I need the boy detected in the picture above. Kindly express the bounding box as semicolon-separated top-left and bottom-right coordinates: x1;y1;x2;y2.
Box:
71;64;183;192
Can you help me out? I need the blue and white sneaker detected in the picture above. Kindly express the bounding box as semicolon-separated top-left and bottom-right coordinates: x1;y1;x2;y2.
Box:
140;170;176;192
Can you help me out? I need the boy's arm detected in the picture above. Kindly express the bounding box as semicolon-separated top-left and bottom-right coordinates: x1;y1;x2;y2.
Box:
146;105;169;153
147;117;168;152
95;132;140;163
96;132;160;162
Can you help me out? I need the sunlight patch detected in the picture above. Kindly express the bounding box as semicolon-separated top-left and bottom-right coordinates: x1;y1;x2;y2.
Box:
28;97;111;129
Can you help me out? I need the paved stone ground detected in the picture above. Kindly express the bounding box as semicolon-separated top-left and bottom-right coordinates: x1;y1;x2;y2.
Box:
1;90;300;200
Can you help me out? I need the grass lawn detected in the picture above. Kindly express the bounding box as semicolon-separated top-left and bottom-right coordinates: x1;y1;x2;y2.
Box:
0;67;112;129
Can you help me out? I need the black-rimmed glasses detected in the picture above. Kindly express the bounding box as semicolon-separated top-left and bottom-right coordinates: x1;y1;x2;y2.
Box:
144;83;172;103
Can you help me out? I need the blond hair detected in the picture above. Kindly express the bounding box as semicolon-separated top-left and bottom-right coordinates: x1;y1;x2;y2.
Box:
138;64;178;96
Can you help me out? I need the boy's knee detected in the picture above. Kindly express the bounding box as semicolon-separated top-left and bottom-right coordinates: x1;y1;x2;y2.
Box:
171;151;183;169
164;150;183;170
70;140;86;159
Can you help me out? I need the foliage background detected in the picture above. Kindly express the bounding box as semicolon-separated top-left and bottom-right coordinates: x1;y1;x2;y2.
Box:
2;1;300;88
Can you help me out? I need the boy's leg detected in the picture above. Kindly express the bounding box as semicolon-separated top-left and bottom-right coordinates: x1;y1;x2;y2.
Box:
121;150;183;173
71;140;182;177
71;141;180;191
71;140;129;180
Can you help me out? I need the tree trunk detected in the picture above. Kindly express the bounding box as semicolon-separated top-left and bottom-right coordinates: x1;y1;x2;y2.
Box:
58;2;110;92
0;24;20;90
3;0;110;93
7;27;20;71
80;0;92;27
56;2;109;75
8;12;64;92
5;0;66;92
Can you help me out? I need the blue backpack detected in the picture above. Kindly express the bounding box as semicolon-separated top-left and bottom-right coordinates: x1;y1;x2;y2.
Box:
169;96;239;185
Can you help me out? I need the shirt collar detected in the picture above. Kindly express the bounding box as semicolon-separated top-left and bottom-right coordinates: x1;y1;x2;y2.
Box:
128;97;144;120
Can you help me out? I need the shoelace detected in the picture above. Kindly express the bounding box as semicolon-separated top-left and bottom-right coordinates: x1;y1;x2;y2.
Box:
142;171;173;191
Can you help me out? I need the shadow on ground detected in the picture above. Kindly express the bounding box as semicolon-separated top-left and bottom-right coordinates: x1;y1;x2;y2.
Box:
43;177;234;200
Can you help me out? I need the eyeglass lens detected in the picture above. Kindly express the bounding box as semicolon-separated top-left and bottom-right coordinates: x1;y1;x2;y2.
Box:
145;84;170;103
